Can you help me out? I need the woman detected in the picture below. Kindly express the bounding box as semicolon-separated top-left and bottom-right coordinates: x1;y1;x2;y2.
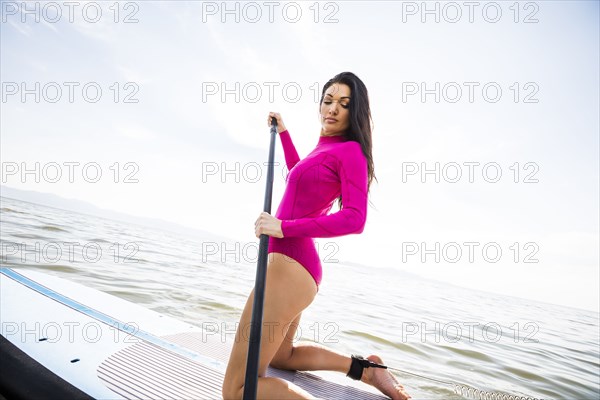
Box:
222;72;411;400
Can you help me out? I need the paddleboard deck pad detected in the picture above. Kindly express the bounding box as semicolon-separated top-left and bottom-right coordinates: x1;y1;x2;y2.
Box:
0;268;388;399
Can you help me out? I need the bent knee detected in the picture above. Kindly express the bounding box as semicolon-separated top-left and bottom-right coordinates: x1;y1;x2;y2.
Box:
269;349;294;370
269;358;288;370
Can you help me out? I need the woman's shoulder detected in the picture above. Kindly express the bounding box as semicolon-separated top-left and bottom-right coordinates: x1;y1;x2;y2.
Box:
338;139;366;158
324;140;366;171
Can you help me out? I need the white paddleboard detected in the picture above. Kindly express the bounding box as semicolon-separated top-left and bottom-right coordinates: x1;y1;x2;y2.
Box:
0;267;388;399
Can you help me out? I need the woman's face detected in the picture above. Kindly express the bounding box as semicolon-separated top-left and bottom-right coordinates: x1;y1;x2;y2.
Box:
320;82;351;136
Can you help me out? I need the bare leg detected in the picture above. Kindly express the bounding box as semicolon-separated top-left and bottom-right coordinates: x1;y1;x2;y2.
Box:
270;317;411;400
271;340;352;373
222;253;320;400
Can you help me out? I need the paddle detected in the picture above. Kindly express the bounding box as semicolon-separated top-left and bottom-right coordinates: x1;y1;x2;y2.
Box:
243;117;278;400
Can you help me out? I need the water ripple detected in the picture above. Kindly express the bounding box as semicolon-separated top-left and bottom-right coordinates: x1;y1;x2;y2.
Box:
1;196;598;400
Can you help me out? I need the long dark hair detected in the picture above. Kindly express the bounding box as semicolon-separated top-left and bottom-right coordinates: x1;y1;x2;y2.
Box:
320;72;377;209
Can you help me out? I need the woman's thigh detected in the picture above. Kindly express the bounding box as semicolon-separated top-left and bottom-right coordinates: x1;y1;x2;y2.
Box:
223;252;318;391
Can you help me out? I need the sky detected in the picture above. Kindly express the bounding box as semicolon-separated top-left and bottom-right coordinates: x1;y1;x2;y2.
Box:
1;0;599;312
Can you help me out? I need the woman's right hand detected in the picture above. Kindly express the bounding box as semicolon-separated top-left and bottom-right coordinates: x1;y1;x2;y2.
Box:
268;112;287;134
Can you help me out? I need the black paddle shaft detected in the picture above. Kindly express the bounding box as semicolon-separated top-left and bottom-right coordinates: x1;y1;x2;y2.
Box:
243;117;278;400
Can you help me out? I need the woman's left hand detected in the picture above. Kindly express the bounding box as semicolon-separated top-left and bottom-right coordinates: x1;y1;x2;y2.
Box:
255;212;284;238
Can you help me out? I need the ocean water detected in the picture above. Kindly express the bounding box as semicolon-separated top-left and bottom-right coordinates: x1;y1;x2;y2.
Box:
0;196;598;400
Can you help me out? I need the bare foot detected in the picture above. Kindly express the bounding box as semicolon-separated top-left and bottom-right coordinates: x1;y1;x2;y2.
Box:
360;355;411;400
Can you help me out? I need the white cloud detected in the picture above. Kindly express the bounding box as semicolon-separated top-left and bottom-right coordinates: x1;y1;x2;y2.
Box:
115;124;159;141
7;19;32;37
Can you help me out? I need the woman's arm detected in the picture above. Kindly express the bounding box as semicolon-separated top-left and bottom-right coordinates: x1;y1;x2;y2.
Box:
278;129;301;171
280;142;368;238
